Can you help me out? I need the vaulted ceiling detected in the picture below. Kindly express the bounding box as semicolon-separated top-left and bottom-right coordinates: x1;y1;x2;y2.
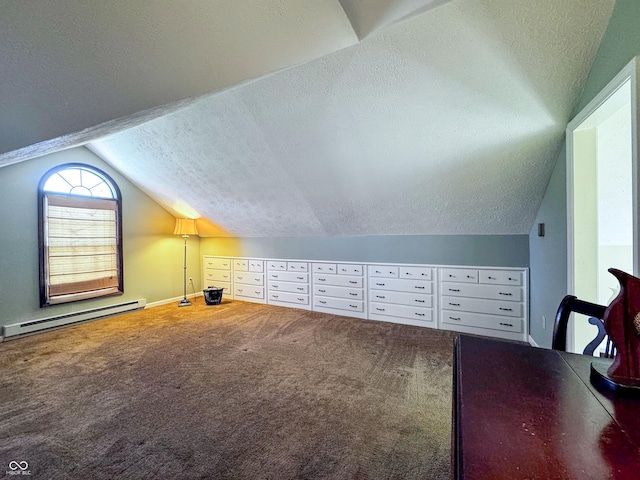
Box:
0;0;615;237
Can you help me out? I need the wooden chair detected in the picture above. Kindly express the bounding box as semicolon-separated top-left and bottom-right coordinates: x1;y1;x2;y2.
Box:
552;295;616;357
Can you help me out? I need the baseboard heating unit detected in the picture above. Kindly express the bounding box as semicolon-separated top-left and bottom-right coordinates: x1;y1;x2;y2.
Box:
2;299;146;338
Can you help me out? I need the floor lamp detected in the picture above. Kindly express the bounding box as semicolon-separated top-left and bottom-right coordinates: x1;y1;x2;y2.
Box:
174;218;198;307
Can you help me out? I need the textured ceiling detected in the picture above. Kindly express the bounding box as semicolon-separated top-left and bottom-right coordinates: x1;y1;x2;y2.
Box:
1;0;615;237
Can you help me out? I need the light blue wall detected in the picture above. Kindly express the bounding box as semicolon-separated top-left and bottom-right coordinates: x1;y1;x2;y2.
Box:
201;235;529;267
529;0;640;347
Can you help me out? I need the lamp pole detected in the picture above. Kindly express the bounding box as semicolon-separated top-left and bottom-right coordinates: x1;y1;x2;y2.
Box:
179;234;191;307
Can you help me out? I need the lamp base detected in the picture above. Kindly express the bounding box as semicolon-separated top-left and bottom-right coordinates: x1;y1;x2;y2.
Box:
178;298;192;307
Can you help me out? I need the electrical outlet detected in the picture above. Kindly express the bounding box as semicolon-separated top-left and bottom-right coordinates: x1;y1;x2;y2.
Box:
188;276;193;284
542;315;546;329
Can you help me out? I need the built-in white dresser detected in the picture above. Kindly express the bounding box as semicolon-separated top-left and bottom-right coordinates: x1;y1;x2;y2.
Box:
439;267;527;341
232;258;265;303
368;264;436;328
202;256;232;295
312;263;367;319
266;260;311;310
202;256;528;342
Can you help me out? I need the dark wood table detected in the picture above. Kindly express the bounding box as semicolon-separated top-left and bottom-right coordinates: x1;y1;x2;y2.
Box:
452;335;640;479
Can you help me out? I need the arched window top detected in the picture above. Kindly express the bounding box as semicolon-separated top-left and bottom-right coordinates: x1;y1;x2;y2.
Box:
41;164;117;199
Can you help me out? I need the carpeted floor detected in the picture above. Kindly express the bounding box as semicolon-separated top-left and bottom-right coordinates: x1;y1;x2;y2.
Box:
0;299;457;479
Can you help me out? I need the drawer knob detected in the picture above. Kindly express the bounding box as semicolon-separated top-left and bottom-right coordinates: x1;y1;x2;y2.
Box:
297;276;304;280
376;307;385;312
415;299;425;303
488;276;496;280
349;293;358;296
500;322;514;327
414;313;425;317
297;298;304;301
449;302;460;306
450;316;461;321
349;304;357;308
318;278;326;282
499;307;513;312
376;295;385;299
376;283;385;286
272;285;279;288
319;300;327;304
319;289;326;293
499;292;512;296
349;281;357;284
297;287;304;291
273;295;279;298
415;286;425;289
449;288;460;292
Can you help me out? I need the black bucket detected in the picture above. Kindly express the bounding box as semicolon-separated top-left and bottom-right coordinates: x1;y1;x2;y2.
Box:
203;287;224;305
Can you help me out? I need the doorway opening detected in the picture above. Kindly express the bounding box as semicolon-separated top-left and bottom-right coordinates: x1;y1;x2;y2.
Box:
566;57;639;354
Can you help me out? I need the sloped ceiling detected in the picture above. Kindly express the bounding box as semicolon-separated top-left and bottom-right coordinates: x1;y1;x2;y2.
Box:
0;0;615;237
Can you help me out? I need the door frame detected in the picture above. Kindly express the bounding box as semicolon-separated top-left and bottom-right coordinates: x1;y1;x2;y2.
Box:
566;56;640;352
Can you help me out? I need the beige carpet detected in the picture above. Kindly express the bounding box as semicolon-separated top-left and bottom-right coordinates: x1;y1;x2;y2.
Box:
0;299;457;479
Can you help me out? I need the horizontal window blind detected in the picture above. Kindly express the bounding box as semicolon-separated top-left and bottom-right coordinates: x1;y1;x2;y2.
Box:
45;193;120;303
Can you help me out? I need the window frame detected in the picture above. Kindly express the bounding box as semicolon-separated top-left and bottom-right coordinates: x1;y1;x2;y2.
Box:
38;163;124;307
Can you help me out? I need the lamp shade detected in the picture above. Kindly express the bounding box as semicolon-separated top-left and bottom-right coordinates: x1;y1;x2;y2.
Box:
173;218;198;236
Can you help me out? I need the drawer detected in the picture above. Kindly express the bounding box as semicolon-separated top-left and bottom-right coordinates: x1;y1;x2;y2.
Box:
314;274;363;288
248;260;264;273
370;302;433;322
269;281;309;294
314;285;364;300
234;274;264;286
441;296;522;317
399;266;433;281
268;271;309;283
338;264;363;275
287;262;308;272
204;281;231;295
369;278;432;294
204;269;232;283
314;296;364;313
267;260;287;271
480;270;523;286
203;257;231;270
234;259;248;271
441;310;523;333
370;289;433;308
234;286;264;299
313;263;337;274
369;265;399;278
268;291;309;305
441;268;479;283
441;283;522;302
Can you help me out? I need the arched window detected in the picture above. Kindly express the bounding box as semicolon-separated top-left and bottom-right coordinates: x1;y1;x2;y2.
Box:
38;164;123;306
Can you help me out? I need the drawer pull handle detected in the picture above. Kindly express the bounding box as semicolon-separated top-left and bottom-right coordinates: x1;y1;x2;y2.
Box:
499;292;512;296
318;289;326;293
421;273;428;276
508;277;516;281
255;291;261;295
450;316;461;321
415;299;425;303
319;300;327;304
500;322;514;327
414;313;425;317
376;307;385;312
297;287;304;291
238;289;243;292
488;276;496;280
448;288;460;292
449;302;460;306
376;295;385;299
297;298;305;301
223;275;229;279
349;293;358;296
318;278;326;282
271;275;278;278
376;283;385;286
349;281;358;284
272;295;279;298
272;285;279;288
341;268;347;272
499;308;513;312
297;276;304;280
466;275;473;279
449;274;455;278
349;304;358;308
405;272;412;276
415;286;425;289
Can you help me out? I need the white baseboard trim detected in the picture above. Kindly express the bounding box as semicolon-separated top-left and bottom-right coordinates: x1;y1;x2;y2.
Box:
146;292;203;309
